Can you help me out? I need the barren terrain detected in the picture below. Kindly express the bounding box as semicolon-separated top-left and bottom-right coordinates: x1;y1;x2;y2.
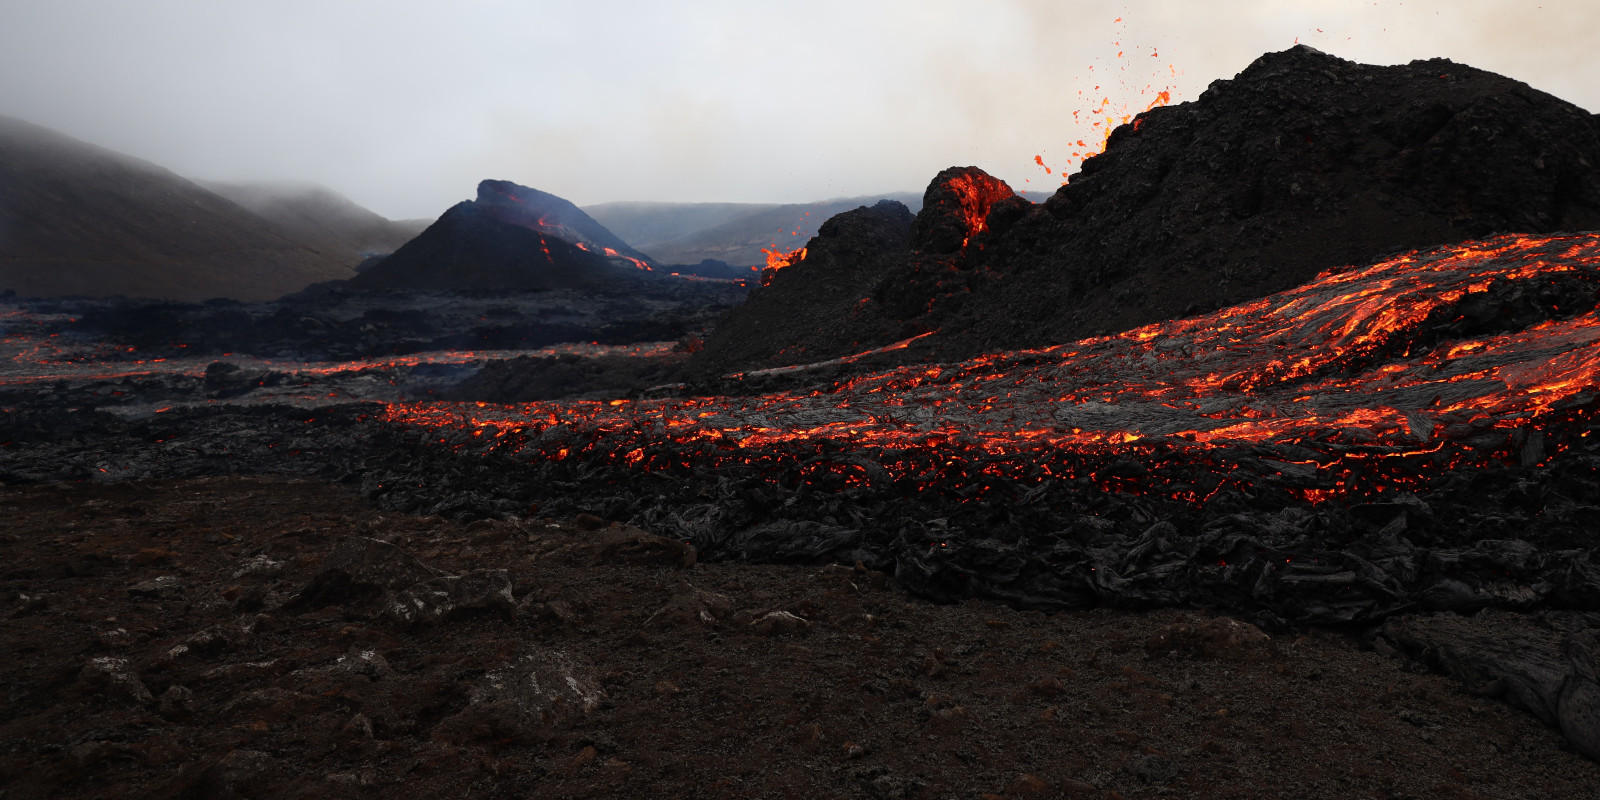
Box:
3;477;1598;799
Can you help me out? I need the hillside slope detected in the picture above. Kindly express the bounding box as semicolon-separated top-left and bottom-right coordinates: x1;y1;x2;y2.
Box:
0;116;360;301
202;180;427;262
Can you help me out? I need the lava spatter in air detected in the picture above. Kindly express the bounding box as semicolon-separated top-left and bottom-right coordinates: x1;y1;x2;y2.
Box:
381;233;1600;505
1032;14;1178;185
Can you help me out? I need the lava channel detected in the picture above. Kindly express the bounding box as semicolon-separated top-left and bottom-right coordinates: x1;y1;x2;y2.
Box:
381;232;1600;505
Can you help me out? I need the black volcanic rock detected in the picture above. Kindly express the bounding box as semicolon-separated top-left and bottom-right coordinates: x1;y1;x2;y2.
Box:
877;167;1026;323
687;199;914;375
0;116;360;301
696;46;1600;372
908;166;1016;254
349;180;659;292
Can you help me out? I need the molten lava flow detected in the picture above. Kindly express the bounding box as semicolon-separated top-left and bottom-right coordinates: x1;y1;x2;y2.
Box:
381;233;1600;506
602;246;652;271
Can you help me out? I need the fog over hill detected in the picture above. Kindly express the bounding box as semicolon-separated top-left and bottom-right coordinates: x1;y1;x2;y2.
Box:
201;180;428;266
0;116;376;301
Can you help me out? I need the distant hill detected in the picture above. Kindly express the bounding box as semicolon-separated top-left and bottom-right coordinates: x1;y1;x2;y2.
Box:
584;193;925;267
202;180;427;263
349;179;661;292
0;116;366;301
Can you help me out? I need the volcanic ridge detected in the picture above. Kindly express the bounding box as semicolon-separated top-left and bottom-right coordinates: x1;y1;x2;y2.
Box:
688;45;1600;377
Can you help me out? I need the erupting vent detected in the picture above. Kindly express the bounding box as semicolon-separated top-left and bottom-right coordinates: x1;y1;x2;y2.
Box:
944;173;1014;248
383;233;1600;506
758;246;808;286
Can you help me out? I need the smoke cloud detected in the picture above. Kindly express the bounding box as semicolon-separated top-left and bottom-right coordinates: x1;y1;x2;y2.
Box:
0;0;1593;219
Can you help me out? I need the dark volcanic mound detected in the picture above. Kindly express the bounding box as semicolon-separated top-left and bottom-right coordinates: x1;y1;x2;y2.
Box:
690;199;915;373
0;116;360;301
474;179;657;266
349;180;659;292
694;46;1600;373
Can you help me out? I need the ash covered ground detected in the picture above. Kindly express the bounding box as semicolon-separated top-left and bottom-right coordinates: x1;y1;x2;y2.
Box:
6;45;1600;798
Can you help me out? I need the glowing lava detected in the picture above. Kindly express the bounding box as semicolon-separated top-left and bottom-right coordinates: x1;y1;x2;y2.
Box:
602;246;653;271
758;246;808;286
382;233;1600;505
944;173;1014;248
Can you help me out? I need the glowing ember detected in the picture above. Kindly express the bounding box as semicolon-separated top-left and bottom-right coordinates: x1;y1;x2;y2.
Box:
380;233;1600;506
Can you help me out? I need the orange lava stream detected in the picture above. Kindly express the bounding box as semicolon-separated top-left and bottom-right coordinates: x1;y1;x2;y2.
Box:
379;233;1600;503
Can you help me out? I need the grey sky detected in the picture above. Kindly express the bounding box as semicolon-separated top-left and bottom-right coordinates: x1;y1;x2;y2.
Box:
2;0;1595;220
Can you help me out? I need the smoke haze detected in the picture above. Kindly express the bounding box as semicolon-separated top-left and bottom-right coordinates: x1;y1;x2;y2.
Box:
2;0;1593;219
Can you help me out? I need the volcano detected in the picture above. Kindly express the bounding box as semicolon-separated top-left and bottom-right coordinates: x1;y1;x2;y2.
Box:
12;45;1600;774
349;180;660;292
690;45;1600;376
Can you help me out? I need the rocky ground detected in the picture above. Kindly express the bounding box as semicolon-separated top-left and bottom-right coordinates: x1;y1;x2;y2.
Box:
38;278;743;363
3;476;1598;799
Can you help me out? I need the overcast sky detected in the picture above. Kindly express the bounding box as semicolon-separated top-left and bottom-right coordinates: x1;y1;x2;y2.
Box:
2;0;1595;220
